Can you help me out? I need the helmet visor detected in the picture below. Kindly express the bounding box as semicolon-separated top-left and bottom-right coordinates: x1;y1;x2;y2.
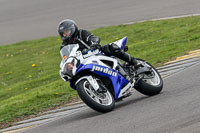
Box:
62;29;72;38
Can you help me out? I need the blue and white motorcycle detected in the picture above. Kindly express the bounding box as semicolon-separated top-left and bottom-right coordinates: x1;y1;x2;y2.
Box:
60;37;163;112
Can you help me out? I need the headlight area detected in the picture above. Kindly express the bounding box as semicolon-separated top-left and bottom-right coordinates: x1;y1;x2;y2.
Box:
64;63;74;76
62;57;78;77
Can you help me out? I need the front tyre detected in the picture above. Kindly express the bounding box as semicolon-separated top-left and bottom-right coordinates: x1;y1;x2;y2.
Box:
76;78;115;113
135;59;163;96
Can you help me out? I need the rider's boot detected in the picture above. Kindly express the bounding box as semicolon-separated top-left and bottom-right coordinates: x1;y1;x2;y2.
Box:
120;52;141;69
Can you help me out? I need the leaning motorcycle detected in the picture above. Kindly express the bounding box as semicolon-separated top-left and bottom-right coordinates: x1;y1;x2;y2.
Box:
59;37;163;113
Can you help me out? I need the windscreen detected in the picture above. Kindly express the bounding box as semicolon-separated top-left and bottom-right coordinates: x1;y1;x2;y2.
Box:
60;44;79;62
60;45;76;58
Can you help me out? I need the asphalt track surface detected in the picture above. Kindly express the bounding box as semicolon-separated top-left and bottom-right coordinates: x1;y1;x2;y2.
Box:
1;0;200;45
23;62;200;133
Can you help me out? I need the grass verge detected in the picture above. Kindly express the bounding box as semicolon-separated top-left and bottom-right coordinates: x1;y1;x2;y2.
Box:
0;15;200;127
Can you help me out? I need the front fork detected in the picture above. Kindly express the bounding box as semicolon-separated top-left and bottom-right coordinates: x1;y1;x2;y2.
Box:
75;76;99;91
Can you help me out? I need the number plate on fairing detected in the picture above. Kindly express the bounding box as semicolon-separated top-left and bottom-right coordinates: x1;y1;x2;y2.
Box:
87;76;99;91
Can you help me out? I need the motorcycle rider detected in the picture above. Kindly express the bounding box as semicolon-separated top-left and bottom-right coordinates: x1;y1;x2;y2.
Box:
58;19;140;68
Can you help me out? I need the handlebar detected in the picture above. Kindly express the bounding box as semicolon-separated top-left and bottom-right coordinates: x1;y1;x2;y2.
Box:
82;49;101;58
82;48;100;55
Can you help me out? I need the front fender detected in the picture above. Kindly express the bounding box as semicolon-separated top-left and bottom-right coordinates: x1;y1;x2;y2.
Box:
75;76;100;91
75;76;89;86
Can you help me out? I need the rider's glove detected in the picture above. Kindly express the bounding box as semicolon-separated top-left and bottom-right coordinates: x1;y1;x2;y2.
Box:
90;43;101;50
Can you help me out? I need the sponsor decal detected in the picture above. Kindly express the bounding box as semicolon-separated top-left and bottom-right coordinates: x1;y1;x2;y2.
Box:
92;65;117;77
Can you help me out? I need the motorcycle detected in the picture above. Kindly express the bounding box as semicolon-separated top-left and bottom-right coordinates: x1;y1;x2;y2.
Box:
59;37;163;113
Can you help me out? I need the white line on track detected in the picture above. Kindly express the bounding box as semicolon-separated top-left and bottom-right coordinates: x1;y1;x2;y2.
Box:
123;13;200;25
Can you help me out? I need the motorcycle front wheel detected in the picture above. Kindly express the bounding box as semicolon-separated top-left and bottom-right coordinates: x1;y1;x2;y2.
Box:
76;77;115;113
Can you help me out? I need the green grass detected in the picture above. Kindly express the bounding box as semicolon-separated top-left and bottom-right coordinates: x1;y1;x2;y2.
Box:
0;15;200;124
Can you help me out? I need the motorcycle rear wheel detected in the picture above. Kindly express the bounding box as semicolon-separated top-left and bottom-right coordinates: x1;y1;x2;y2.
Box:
134;59;163;96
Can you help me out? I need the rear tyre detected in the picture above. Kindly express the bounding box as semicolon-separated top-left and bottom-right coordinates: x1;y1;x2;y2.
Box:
76;78;115;113
134;59;163;96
